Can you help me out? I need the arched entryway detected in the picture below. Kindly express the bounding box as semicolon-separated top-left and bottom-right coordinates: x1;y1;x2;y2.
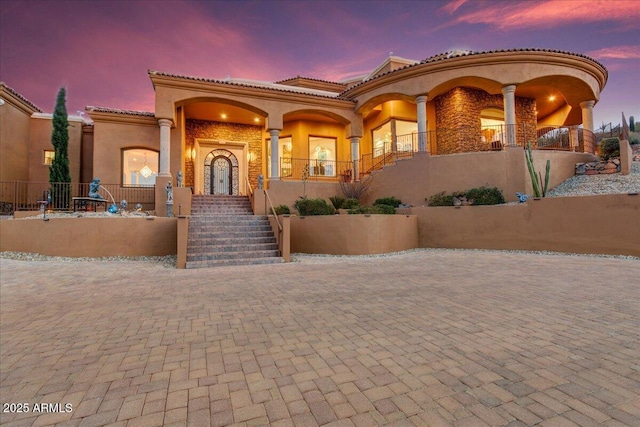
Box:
204;149;239;195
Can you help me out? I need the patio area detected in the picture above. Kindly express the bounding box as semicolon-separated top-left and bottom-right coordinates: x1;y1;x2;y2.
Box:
1;249;639;426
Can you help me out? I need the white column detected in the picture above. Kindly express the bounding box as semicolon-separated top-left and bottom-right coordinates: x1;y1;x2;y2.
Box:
269;129;280;180
580;100;595;133
416;95;428;152
350;137;360;182
502;85;517;147
158;118;173;176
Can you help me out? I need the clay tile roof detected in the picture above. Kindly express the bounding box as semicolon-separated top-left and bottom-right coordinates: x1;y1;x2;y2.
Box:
148;70;349;100
340;48;607;96
85;106;155;117
0;82;43;113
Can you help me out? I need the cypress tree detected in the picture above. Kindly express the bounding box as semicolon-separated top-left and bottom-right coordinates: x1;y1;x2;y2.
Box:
630;116;635;132
49;87;71;208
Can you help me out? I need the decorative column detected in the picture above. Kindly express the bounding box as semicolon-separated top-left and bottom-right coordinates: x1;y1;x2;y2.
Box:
502;85;517;147
158;118;173;176
580;100;596;154
569;125;579;151
269;129;280;180
416;95;428;152
350;137;360;182
580;100;595;133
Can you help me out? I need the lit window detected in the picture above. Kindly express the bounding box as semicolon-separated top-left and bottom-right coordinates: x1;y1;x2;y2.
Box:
122;149;158;186
43;150;55;165
372;120;417;156
309;136;336;177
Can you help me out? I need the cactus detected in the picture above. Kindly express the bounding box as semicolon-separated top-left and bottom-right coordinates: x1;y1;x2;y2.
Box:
525;142;551;197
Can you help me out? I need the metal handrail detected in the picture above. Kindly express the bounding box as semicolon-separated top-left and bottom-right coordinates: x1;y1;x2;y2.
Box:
244;176;254;210
263;189;283;257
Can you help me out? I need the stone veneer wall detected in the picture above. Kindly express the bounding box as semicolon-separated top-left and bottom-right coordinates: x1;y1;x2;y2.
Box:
185;119;263;190
435;87;536;154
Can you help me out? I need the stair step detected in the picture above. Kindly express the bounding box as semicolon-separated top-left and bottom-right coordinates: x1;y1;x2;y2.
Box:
187;249;280;261
186;257;284;268
188;236;276;245
187;243;278;253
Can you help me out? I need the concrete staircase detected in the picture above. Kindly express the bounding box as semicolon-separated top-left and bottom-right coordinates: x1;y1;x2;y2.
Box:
186;195;283;268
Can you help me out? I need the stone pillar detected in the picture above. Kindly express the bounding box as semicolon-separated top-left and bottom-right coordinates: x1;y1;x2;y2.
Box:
158;118;173;177
350;137;360;182
416;95;428;152
569;125;579;151
580;100;595;133
502;85;517;147
269;129;280;180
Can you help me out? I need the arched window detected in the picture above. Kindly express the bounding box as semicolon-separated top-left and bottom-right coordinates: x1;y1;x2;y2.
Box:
122;149;158;186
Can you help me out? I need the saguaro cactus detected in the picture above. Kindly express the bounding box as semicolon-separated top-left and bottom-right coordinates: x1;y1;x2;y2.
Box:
525;142;551;197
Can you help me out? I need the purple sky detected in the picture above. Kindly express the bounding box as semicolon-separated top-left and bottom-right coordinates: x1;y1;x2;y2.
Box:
1;0;638;127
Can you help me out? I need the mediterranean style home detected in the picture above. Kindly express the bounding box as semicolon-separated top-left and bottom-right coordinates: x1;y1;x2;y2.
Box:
1;48;608;210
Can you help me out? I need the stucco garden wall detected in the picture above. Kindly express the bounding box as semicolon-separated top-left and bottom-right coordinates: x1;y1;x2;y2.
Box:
0;217;177;257
364;149;596;206
412;194;640;257
290;214;418;255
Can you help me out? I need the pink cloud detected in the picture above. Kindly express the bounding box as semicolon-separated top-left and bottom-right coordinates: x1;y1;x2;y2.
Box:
587;45;640;60
446;0;640;31
438;0;469;15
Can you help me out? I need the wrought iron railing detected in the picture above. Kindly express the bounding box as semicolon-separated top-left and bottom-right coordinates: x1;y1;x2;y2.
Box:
0;181;155;214
280;158;353;181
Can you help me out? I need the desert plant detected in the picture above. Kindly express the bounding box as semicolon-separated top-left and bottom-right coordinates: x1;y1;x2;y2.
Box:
273;204;290;215
339;175;372;201
342;198;360;209
301;164;310;198
373;196;402;207
348;204;395;215
599;137;620;160
427;191;455;206
465;186;505;205
294;198;335;216
525;142;551;197
329;196;346;210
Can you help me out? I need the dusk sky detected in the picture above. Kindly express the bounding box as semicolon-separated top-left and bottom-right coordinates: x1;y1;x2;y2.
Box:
1;0;638;127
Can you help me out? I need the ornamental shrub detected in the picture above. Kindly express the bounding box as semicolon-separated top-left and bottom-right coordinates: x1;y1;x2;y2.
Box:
599;137;620;160
348;204;395;215
294;198;335;216
373;196;402;207
273;204;290;215
342;198;360;209
465;186;505;205
427;191;456;206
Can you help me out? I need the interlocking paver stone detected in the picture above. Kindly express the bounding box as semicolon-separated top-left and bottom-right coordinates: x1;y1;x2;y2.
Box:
1;250;639;426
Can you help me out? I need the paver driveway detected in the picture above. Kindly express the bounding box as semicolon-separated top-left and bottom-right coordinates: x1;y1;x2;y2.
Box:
1;250;639;427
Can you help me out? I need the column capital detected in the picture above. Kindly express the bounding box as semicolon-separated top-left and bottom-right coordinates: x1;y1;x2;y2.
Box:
580;100;595;109
158;118;173;127
268;129;281;137
502;84;516;94
415;95;428;103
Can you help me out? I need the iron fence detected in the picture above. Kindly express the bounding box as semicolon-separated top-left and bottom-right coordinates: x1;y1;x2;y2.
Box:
280;158;353;181
0;181;155;215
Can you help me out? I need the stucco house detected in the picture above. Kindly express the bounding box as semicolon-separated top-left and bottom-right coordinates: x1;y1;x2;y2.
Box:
1;48;607;211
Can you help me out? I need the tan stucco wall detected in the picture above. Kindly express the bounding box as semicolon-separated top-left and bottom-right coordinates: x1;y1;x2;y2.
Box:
413;194;640;257
29;115;83;184
0;217;177;257
290;214;418;255
266;180;341;213
364;149;597;206
92;120;159;184
0;100;32;181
